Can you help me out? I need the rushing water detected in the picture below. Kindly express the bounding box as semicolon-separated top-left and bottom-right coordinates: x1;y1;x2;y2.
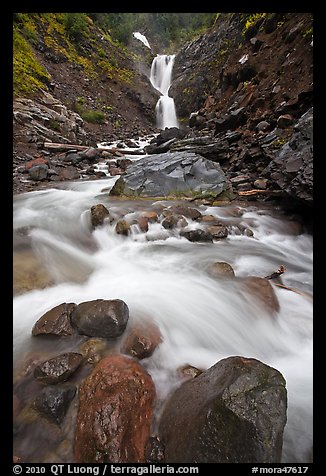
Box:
13;169;313;463
150;55;179;129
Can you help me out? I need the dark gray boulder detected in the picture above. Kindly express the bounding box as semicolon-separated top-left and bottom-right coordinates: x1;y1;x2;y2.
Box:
33;384;76;424
159;356;287;463
32;303;76;336
71;299;129;339
109;151;232;198
34;353;84;384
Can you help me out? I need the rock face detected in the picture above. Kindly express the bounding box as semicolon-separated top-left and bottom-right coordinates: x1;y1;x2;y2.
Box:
32;303;76;336
109;152;232;198
159;356;287;463
71;299;129;338
74;354;156;463
262;108;313;204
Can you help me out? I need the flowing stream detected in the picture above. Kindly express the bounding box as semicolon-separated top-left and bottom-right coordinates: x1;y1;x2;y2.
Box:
150;55;179;129
13;166;313;463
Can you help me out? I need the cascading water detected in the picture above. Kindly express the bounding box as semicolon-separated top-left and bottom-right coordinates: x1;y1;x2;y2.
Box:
150;55;179;129
13;171;313;463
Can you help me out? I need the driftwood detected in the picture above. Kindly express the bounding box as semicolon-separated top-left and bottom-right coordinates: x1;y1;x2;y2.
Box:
273;283;313;301
238;189;287;197
42;142;145;155
265;266;312;300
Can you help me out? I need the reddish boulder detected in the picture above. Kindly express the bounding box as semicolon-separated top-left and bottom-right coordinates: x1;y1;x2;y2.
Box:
90;204;113;228
25;156;49;170
120;321;162;360
74;354;156;463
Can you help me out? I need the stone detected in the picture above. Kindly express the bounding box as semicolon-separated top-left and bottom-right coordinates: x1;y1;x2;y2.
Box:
25;157;49;170
120;321;162;360
80;147;100;162
33;353;84;384
79;338;110;365
90;204;113;228
277;114;293;129
58;166;80;181
74;354;156;463
206;225;228;239
137;216;149;232
241;277;280;313
109;152;232;199
29;164;48;181
256;121;270;132
180;229;213;243
178;365;203;380
254;179;268;189
159;356;287;463
33;385;76;424
115;219;131;236
162;215;178;229
71;299;129;339
169;205;202;221
207;262;235;278
141;211;159;222
145;437;165;463
32;303;76;336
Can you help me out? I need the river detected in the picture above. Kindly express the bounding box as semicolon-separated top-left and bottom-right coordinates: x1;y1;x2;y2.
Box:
13;161;313;462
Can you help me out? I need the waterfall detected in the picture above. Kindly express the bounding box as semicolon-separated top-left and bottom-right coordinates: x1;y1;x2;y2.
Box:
150;55;179;129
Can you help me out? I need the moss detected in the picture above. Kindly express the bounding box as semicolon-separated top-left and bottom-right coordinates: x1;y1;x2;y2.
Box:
302;27;313;39
242;13;267;36
81;110;106;124
49;119;61;131
13;28;51;95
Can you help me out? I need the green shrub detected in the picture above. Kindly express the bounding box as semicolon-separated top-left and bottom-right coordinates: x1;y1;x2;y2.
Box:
64;13;88;40
82;110;106;124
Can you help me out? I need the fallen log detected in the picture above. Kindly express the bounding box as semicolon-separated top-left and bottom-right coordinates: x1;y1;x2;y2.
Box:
238;189;287;197
273;283;313;301
42;142;145;155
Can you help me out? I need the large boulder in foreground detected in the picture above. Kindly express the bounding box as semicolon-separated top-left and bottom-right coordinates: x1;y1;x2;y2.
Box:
110;151;232;198
74;354;156;463
159;356;287;463
71;299;129;339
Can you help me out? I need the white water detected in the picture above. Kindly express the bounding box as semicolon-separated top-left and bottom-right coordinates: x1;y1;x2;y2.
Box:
133;31;151;49
150;55;179;129
13;176;313;463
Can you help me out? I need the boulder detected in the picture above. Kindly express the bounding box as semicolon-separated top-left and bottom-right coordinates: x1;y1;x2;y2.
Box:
277;114;293;129
32;303;76;336
168;205;202;221
120;321;162;360
206;225;229;239
29;164;48;181
115;219;131;236
33;353;83;384
109;152;232;199
241;277;280;313
58;166;80;181
90;204;113;228
33;384;76;424
207;262;235;278
180;229;213;243
74;354;156;463
79;338;110;365
71;299;129;338
159;356;287;463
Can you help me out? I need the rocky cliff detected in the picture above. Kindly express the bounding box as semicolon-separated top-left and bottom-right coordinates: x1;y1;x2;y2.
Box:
170;13;313;207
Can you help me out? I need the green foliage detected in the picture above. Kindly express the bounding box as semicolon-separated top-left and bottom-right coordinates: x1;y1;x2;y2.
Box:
64;13;88;40
49;119;61;131
73;102;106;123
13;28;51;95
242;13;267;36
303;27;313;39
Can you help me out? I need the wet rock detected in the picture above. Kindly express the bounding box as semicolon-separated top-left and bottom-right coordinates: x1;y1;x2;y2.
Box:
109;152;232;199
137;216;149;232
33;384;76;425
58;165;80;181
178;364;203;380
115;219;131;236
206;225;229;239
180;229;213;243
90;204;113;228
25;156;49;170
79;338;110;365
159;356;287;463
256;121;270;132
141;211;159;222
71;299;129;339
34;353;84;384
241;276;280;313
277;114;294;129
120;321;162;360
145;436;165;463
169;205;202;221
32;303;76;336
74;354;156;463
29;164;48;181
116;158;133;170
207;262;235;279
80;147;100;162
162;215;178;229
